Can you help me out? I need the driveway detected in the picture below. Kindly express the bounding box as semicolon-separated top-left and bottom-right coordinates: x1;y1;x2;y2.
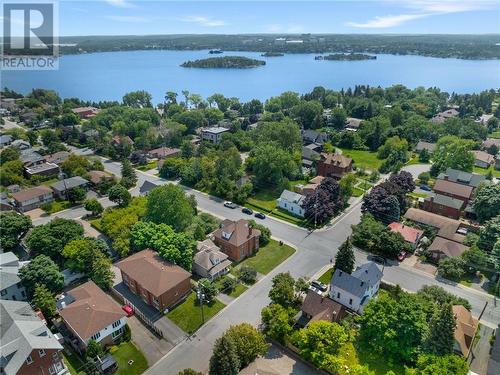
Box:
470;324;494;375
401;163;431;179
128;316;174;366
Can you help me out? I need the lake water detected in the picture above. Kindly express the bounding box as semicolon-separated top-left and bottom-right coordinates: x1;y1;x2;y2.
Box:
3;50;500;103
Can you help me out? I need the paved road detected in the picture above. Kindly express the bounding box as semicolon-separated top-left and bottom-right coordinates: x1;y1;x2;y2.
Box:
32;156;500;373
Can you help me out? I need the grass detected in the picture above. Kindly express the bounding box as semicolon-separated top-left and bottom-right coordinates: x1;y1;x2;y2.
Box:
473;166;500;178
408;192;429;199
42;200;72;214
270;208;306;226
39;177;59;187
318;267;334;284
166;292;226;334
216;278;248;298
352;341;406;375
490;130;500;139
352;187;364;197
246;179;307;213
339;148;383;171
62;345;86;375
136;161;157;171
89;218;103;231
110;341;148;375
231;239;295;275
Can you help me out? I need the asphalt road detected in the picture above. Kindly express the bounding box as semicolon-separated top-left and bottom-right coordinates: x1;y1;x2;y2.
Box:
33;157;500;374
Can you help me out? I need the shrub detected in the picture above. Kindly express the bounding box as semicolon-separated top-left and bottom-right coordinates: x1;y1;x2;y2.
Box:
238;266;257;284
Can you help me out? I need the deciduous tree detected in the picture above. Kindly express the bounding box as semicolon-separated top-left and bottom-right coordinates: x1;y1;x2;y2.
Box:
0;212;31;251
224;323;268;368
108;184;131;207
19;255;64;296
33;284;57;320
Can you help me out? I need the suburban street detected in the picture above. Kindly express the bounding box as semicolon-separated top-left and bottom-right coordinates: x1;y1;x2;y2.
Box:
32;157;500;374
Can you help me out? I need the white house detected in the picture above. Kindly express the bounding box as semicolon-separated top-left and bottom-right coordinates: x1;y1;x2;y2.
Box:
201;127;230;144
329;262;383;313
277;190;306;217
0;252;28;301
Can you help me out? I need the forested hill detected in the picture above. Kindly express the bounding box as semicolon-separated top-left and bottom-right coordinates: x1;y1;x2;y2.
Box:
58;34;500;59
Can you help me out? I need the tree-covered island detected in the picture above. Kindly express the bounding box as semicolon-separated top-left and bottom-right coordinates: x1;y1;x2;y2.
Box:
315;53;377;61
261;52;284;57
180;56;266;69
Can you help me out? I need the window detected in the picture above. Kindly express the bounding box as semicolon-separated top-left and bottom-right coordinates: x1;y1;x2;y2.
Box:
112;328;123;338
90;332;101;341
112;320;121;329
26;355;33;365
49;364;56;375
39;349;46;357
336;292;340;299
349;298;353;305
0;289;7;296
52;352;59;360
21;291;26;298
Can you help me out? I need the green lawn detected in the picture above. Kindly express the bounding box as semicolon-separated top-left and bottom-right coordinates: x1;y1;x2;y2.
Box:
40;177;59;187
42;200;72;214
490;130;500;139
318;267;334;284
348;341;406;375
110;342;148;375
409;192;430;199
473;166;500;178
352;187;364;197
89;218;103;231
166;292;226;334
246;179;307;213
62;346;86;375
339;148;383;171
270;208;306;226
216;278;248;298
232;239;295;275
136;161;157;171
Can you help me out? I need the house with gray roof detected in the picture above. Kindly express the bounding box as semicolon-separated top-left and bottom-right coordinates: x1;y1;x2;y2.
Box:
139;180;160;196
11;139;31;150
20;149;44;167
436;168;486;188
277;190;306;217
193;239;232;280
329;262;383;313
50;176;89;199
0;252;28;302
0;299;66;375
0;134;13;147
201;127;229;144
415;141;436;153
423;194;466;220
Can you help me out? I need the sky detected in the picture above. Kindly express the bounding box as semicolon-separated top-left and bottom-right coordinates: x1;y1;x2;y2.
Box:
17;0;500;36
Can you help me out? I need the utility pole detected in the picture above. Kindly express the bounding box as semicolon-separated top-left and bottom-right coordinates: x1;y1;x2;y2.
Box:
197;286;205;324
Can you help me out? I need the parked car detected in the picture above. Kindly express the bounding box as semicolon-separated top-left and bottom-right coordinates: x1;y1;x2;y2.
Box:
419;184;432;191
122;305;134;317
311;280;328;292
369;255;386;265
397;251;407;262
242;207;253;215
254;212;266;219
224;201;237;209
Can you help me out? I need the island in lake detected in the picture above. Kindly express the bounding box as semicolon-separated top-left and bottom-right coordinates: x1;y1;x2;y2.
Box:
261;52;284;57
315;53;377;61
180;56;266;68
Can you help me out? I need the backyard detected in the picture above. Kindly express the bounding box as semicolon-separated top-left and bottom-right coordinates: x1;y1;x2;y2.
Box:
232;239;296;275
339;148;383;171
245;179;307;213
473;165;500;178
110;341;148;375
166;292;226;334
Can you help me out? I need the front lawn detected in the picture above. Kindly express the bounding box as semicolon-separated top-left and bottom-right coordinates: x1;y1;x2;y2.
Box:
166;292;226;334
473;166;500;178
339;148;383;171
216;277;248;298
270;208;306;226
232;239;295;275
490;130;500;139
42;200;72;214
348;341;406;375
246;179;307;213
136;161;157;171
110;341;148;375
317;267;334;284
352;187;364;197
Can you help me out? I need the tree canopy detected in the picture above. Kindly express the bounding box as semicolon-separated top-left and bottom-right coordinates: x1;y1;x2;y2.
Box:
19;255;64;296
0;212;31;251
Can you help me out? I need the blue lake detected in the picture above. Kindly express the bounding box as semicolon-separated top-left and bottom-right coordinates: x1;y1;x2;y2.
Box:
3;50;500;103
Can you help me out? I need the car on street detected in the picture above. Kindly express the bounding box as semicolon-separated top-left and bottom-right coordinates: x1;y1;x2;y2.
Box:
419;184;432;191
311;280;328;292
122;305;134;317
242;207;253;215
224;201;237;209
397;251;407;262
254;212;266;219
369;255;386;265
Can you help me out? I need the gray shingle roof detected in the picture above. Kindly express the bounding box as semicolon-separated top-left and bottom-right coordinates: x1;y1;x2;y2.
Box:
331;262;382;298
0;252;24;290
425;194;464;210
278;190;305;205
0;300;62;375
51;176;88;192
437;168;486;188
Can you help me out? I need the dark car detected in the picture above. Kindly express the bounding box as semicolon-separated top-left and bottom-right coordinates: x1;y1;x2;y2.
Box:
369;255;386;265
242;207;253;215
311;280;328;292
419;184;432;191
224;201;237;209
254;212;266;219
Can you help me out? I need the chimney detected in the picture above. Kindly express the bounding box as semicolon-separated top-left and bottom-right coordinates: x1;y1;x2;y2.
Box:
444;175;449;181
61;301;66;309
248;224;252;238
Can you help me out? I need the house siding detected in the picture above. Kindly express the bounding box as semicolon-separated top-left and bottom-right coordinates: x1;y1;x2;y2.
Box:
0;282;27;301
17;349;65;375
215;236;259;262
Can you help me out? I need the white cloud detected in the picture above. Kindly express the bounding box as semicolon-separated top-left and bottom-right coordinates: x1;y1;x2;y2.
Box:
104;15;148;23
179;16;226;27
347;13;430;28
347;0;498;29
105;0;135;8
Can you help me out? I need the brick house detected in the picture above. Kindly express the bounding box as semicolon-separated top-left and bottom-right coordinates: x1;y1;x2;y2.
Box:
317;153;353;179
57;281;127;353
387;222;424;250
72;106;99;119
432;178;473;204
147;146;181;159
116;249;192;312
423;194;465;220
453;305;478;357
1;300;67;375
213;219;261;262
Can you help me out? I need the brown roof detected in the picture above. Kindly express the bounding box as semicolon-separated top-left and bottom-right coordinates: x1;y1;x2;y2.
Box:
473;150;494;164
214;219;261;247
453;305;478;356
301;291;345;323
88;170;112;185
45;151;70;164
112;135;134;145
388;222;423;244
429;237;469;258
148;147;180;158
320;153;352;168
403;208;465;243
309;176;325;185
194;239;232;275
116;249;191;297
58;281;126;341
11;186;53;203
482;138;500;149
433;179;473;200
72;106;98;114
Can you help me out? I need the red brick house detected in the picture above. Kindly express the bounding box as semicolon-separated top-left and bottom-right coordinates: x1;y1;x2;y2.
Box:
72;106;99;119
116;249;192;312
147;146;181;159
317;153;353;179
213;219;261;261
423;194;465;220
433;178;473;204
388;222;423;250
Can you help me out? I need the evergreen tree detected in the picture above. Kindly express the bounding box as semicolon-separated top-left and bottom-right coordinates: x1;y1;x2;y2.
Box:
33;284;57;320
424;303;456;355
334;238;355;274
120;159;137;188
209;335;240;375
